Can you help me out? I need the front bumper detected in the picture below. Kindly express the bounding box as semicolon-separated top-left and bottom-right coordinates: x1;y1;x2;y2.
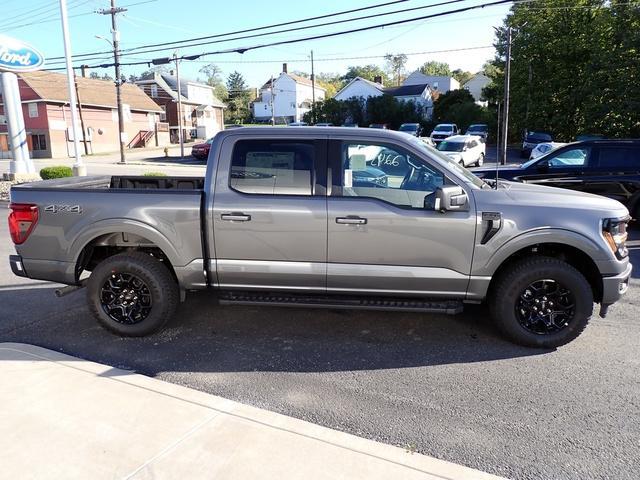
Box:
601;262;632;305
9;255;27;278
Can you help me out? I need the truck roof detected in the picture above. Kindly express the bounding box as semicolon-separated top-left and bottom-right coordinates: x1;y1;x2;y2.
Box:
216;126;412;141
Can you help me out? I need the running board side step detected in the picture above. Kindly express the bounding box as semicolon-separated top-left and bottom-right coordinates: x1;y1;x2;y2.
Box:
218;292;463;315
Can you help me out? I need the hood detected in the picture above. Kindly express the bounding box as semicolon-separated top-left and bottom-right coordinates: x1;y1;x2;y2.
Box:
499;181;628;215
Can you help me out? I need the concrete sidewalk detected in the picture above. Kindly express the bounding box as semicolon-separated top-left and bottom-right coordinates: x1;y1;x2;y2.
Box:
0;343;506;480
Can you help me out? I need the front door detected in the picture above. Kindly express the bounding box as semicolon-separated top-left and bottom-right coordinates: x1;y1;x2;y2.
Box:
212;136;327;292
517;145;593;191
326;139;476;297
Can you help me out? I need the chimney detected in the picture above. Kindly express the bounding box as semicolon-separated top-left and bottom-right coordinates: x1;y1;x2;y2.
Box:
282;63;288;74
374;75;383;85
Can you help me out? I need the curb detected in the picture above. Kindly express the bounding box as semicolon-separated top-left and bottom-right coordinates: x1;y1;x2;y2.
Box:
0;343;507;480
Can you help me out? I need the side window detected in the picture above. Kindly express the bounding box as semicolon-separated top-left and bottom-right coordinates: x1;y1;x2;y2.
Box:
547;147;590;168
598;147;638;169
341;142;444;209
230;140;315;196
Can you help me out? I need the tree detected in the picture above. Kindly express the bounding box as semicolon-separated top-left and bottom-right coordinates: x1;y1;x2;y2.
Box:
452;68;474;86
342;64;390;85
225;71;251;123
486;0;640;141
384;53;408;86
432;89;487;132
198;63;227;101
315;72;345;99
127;66;169;83
419;61;451;77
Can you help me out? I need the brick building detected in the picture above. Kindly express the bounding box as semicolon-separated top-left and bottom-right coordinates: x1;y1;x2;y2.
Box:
0;71;165;159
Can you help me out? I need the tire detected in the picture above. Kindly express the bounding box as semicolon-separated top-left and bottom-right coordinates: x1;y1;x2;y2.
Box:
476;153;485;167
87;251;178;336
488;256;593;348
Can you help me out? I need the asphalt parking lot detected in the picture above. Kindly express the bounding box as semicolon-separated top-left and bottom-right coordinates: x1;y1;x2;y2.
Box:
1;208;638;480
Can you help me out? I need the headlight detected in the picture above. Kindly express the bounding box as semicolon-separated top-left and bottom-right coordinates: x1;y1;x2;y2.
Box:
603;217;629;259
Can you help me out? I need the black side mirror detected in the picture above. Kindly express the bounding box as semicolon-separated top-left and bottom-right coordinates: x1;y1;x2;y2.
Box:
536;160;549;172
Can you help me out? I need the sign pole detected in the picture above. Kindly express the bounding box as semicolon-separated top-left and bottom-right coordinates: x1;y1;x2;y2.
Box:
1;72;34;176
59;0;86;176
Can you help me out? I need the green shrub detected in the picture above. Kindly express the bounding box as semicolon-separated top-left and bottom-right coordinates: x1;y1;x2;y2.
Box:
40;166;73;180
143;171;167;177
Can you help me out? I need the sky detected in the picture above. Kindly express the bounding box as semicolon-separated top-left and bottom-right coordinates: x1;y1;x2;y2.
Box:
0;0;512;88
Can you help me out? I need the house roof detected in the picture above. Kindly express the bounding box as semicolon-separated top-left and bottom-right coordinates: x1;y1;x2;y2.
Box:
334;76;385;98
385;83;430;96
17;71;162;112
261;73;326;91
159;74;225;107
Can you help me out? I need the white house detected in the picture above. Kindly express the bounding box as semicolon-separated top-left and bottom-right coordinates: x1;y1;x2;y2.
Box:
252;64;325;123
333;76;433;119
402;72;460;93
386;83;434;118
334;76;385;101
463;73;490;106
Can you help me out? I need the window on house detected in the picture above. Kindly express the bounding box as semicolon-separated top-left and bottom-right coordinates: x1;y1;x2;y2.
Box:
160;105;166;121
150;84;158;98
230;140;316;196
31;134;47;151
28;103;38;118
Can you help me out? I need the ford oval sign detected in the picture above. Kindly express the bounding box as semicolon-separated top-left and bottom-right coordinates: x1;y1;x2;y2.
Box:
0;35;44;73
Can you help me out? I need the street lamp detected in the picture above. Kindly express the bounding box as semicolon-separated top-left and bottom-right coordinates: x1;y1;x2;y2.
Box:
95;33;126;164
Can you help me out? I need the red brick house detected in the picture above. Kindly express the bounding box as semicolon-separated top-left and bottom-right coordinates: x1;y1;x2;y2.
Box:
0;71;164;158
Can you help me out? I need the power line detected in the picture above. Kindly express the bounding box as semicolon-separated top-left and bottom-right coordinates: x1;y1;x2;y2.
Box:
46;0;506;67
49;0;416;63
46;0;411;62
43;0;514;72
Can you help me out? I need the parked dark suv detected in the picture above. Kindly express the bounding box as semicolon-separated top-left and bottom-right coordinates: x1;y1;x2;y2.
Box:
473;140;640;218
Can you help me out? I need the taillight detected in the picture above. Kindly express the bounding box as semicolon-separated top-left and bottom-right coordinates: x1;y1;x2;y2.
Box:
8;203;39;245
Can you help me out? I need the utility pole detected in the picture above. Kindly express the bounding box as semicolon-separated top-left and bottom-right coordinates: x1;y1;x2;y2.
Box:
500;26;512;166
59;0;85;175
310;50;316;124
74;75;89;155
269;75;275;126
97;0;127;164
174;53;184;159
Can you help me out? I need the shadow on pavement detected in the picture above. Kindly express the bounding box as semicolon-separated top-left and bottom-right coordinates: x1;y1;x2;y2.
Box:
0;283;546;375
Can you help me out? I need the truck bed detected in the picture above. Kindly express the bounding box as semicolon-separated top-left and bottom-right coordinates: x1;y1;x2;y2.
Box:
9;175;206;288
11;175;205;192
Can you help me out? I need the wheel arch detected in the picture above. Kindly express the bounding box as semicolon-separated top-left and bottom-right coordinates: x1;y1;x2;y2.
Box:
487;241;604;303
71;219;182;282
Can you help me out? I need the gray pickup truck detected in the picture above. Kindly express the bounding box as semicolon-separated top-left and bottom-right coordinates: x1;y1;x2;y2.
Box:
8;128;632;348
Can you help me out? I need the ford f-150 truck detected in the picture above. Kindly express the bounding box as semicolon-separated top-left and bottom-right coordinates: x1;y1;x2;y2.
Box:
8;128;632;348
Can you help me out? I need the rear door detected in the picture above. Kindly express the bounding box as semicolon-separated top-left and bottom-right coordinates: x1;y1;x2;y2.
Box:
587;144;640;204
212;136;328;292
326;138;476;297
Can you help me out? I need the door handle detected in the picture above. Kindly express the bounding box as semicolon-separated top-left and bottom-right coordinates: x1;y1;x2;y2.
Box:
221;213;251;222
336;216;367;225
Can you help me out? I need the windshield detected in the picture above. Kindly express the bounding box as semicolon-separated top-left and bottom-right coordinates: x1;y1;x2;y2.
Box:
468;125;487;132
434;125;452;132
437;141;465;152
526;132;552;142
408;136;486;188
400;124;418;132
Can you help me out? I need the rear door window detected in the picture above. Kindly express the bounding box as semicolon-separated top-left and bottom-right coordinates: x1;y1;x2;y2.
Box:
230;140;316;195
597;147;640;169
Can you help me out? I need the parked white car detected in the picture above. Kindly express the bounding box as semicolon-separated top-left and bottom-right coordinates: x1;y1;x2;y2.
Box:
436;135;486;167
529;142;566;160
